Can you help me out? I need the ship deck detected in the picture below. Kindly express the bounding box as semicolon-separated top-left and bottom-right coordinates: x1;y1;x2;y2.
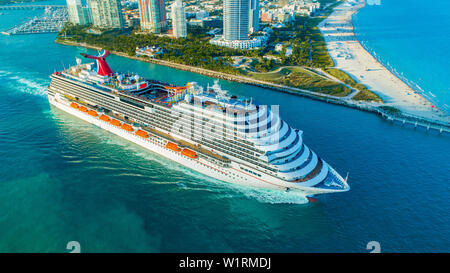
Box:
58;71;179;108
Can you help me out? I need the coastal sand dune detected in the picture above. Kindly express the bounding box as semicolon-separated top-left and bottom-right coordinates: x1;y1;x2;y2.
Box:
319;0;449;123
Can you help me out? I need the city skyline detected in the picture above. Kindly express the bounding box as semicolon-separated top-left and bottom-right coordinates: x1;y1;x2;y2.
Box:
66;0;263;41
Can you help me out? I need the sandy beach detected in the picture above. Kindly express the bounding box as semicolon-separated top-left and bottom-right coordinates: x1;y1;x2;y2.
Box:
318;0;449;123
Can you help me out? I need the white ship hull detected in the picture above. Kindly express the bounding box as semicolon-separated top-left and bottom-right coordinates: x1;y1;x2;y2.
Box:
49;95;348;197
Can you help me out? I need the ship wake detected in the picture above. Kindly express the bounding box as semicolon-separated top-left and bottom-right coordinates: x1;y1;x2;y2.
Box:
0;69;48;97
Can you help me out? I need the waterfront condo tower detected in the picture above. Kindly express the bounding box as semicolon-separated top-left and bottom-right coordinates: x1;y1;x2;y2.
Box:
249;0;260;33
138;0;167;33
224;0;250;41
66;0;91;25
87;0;124;29
171;0;187;38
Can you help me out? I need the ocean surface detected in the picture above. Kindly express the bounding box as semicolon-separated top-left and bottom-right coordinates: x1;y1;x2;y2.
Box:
353;0;450;113
0;1;448;252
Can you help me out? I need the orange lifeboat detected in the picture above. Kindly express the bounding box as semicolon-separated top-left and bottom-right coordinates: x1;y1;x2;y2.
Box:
79;106;88;112
166;142;181;152
109;119;121;126
181;148;197;159
70;102;79;109
99;115;110;122
88;110;98;117
135;130;149;138
121;123;133;132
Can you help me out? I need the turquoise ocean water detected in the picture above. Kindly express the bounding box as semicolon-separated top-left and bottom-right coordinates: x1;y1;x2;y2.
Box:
354;0;450;113
0;0;448;252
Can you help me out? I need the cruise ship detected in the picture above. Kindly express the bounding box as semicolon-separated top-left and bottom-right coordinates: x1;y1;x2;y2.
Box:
48;50;350;198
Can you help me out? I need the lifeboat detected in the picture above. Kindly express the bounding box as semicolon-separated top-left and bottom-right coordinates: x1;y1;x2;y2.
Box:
99;114;110;122
121;123;133;132
166;142;181;152
181;148;197;159
70;102;79;109
135;130;149;138
88;110;98;117
79;106;88;112
109;119;121;126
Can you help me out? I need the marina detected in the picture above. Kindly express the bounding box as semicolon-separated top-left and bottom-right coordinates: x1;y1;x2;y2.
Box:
0;5;65;10
1;6;67;35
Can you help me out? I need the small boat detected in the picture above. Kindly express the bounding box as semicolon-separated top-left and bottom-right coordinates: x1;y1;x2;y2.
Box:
135;130;149;138
181;148;197;159
166;142;181;152
109;119;121;126
99;114;110;122
88;110;98;117
121;123;133;132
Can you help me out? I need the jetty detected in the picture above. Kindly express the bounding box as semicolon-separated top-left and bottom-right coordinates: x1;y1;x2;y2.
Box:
376;110;450;134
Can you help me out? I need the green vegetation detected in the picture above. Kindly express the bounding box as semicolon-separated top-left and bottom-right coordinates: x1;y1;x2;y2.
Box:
352;89;382;102
58;24;243;75
324;68;382;102
266;0;342;69
379;106;402;116
249;67;352;97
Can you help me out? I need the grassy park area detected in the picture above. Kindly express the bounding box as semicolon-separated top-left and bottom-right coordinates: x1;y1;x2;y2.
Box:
56;0;382;102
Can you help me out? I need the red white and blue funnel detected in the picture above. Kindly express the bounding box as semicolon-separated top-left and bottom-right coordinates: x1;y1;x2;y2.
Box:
80;50;113;76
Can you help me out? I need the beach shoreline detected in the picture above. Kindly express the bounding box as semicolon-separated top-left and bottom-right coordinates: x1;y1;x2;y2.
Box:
318;0;449;124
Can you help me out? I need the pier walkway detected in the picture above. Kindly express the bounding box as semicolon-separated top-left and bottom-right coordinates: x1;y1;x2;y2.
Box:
377;110;450;134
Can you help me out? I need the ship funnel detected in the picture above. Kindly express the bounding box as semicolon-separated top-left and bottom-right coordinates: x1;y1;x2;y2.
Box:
80;50;113;76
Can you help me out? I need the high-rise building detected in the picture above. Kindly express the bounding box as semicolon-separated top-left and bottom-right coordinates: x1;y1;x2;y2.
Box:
223;0;249;41
88;0;124;29
249;0;260;33
81;5;92;24
67;0;86;25
67;0;91;25
171;0;187;38
138;0;167;33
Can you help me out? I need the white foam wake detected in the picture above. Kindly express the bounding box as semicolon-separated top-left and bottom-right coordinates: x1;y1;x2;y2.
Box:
102;134;310;204
0;69;48;97
237;187;309;204
8;75;48;97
